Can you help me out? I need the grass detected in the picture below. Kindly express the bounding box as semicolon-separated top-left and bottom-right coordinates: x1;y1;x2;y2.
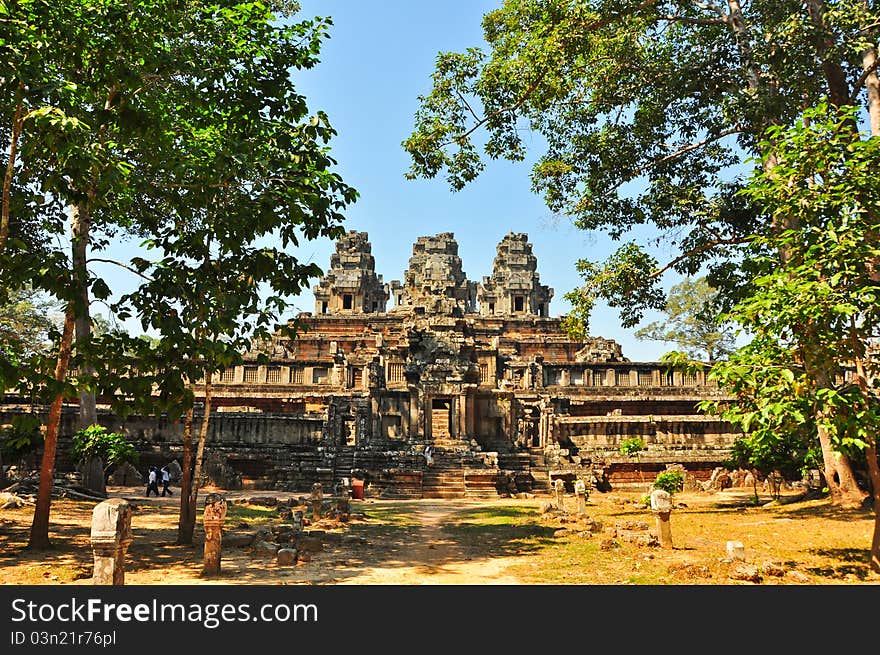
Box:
441;490;879;585
226;503;282;526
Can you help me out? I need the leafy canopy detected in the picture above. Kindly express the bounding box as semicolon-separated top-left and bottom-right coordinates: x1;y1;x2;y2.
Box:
70;424;138;469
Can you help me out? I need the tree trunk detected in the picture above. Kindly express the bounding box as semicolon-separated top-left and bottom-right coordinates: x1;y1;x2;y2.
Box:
176;408;195;545
187;379;213;540
71;201;97;431
815;420;866;508
863;46;880;137
81;455;107;496
867;442;880;574
849;340;880;572
1;93;24;252
27;303;75;550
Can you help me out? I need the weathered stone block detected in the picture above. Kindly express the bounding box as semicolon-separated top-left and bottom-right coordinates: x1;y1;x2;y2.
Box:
277;548;298;566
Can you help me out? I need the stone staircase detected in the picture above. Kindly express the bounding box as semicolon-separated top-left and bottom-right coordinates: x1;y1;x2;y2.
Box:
421;447;466;498
332;447;355;484
527;448;552;494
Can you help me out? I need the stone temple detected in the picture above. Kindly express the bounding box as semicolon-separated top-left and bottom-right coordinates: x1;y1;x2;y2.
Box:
2;231;741;496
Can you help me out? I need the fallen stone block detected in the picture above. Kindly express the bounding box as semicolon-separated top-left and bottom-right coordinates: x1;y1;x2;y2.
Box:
761;561;786;577
277;548;298;566
729;563;762;583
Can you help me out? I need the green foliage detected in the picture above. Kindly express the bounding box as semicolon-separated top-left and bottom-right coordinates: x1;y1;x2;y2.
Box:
0;414;43;460
653;470;684;496
635;277;735;362
705;104;880;466
404;0;878;333
619;437;646;458
1;0;357;421
70;425;138;471
0;287;59;360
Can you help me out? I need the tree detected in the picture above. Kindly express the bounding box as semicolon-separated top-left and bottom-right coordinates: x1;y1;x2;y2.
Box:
619;436;647;485
69;424;138;496
404;0;879;508
635;276;735;362
2;0;354;549
0;287;59;360
704;105;880;570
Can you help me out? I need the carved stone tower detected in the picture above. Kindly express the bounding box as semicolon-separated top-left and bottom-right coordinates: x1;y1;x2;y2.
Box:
477;232;553;316
313;231;389;314
390;232;477;315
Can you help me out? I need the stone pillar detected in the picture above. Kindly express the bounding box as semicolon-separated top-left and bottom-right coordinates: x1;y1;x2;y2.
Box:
574;478;587;514
293;510;304;535
202;493;227;577
458;393;468;439
90;499;132;585
553;478;565;512
650;489;673;549
310;482;324;521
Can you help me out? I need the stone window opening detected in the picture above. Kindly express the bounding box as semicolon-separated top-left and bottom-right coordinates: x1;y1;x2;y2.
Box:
243;366;259;384
321;301;328;314
342;294;353;310
488;302;495;314
514;295;524;312
266;366;283;384
312;367;329;384
538;303;545;317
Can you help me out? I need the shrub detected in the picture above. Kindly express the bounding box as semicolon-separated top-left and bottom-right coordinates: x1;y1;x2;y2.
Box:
70;425;139;473
0;414;43;464
653;469;684;495
619;437;646;457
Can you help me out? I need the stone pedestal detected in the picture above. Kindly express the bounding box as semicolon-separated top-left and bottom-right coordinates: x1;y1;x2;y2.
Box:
310;482;323;521
201;493;227;577
574;479;587;514
650;489;673;549
90;499;132;585
553;478;565;512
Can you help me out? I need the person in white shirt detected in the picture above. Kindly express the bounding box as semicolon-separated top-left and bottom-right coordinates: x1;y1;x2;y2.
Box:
160;467;173;496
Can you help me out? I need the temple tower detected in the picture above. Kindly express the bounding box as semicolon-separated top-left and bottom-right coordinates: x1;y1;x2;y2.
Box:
390;233;477;315
477;232;553;316
313;231;389;314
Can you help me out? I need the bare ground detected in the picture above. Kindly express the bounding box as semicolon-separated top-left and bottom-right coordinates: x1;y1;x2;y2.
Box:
2;485;879;585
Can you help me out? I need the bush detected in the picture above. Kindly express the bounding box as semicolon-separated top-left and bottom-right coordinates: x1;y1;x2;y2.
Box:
0;414;43;463
70;425;139;473
653;469;684;495
619;437;646;457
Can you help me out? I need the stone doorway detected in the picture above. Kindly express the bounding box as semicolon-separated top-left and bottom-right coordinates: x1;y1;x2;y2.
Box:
431;398;452;438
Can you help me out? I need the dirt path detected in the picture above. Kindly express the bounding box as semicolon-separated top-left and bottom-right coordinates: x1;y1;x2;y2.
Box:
0;493;533;586
336;500;527;585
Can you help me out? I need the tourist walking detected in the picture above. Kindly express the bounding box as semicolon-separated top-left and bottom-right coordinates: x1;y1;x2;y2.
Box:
424;444;434;468
145;466;160;497
160;466;173;496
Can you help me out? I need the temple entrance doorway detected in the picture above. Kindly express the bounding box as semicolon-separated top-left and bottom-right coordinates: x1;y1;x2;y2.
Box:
431;398;452;438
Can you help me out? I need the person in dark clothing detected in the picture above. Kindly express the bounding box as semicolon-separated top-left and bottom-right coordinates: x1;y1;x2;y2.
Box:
160;466;173;496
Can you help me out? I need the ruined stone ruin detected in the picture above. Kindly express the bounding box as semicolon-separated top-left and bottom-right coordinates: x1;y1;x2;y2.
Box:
0;231;742;498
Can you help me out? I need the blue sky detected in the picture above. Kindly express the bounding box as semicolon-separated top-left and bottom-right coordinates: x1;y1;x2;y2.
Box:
287;0;679;361
96;0;679;361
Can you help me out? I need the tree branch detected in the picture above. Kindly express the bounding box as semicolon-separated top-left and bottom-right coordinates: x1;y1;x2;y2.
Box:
632;127;743;177
443;0;663;148
659;14;726;25
87;258;153;281
849;57;880;104
647;236;752;281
